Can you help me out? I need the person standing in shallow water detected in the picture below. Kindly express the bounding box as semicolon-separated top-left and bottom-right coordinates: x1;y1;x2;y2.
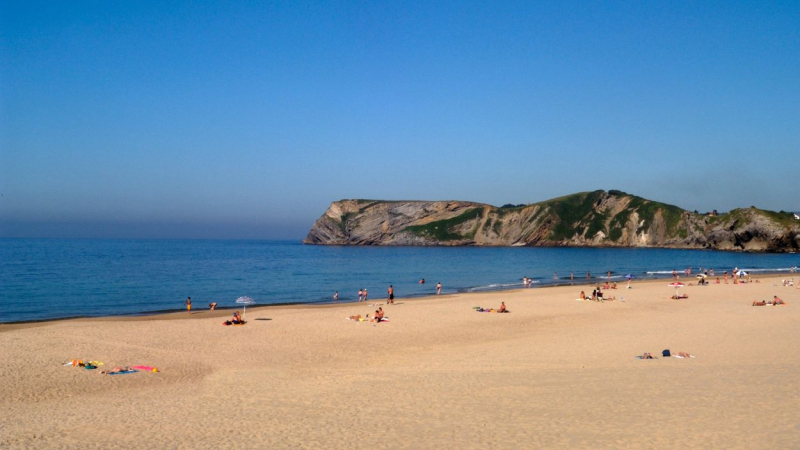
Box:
358;289;363;302
387;285;394;304
185;297;192;313
333;291;339;302
436;282;442;295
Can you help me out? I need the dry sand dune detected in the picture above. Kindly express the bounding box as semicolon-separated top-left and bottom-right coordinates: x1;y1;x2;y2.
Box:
2;276;799;449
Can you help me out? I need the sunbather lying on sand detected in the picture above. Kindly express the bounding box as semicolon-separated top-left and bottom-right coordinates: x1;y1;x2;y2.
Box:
349;314;366;321
101;366;133;375
498;302;507;313
671;294;689;299
672;352;694;358
753;297;787;306
637;353;656;359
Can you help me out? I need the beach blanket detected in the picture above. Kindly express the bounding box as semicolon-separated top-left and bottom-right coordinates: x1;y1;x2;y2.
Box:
64;360;104;368
107;370;138;375
130;365;158;372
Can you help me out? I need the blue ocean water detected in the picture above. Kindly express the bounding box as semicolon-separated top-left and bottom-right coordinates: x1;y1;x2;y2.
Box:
1;238;798;323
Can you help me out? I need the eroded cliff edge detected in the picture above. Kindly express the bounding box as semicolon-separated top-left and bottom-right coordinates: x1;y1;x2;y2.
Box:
304;190;800;252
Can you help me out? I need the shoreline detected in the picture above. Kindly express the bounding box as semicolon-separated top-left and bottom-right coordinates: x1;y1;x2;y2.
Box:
2;273;792;329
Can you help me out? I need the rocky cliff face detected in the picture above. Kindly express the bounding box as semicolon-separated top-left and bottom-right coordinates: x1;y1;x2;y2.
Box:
304;191;800;252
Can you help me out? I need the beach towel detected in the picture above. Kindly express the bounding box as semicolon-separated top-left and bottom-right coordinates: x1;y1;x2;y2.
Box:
107;370;138;375
130;365;158;372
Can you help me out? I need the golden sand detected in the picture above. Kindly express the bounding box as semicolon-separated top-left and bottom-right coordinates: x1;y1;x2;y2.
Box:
2;276;799;449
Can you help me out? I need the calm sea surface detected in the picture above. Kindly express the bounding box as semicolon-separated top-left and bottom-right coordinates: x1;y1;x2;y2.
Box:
1;238;798;323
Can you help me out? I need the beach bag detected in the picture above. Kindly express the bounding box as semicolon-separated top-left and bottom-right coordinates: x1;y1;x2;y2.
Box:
662;349;671;357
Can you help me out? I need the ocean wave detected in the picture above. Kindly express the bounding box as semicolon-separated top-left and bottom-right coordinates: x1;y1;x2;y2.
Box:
740;267;797;272
466;282;532;292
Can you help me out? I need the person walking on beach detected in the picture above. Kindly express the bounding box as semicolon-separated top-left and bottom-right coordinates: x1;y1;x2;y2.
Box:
185;297;192;313
436;282;442;295
387;285;394;304
358;289;364;302
333;291;339;302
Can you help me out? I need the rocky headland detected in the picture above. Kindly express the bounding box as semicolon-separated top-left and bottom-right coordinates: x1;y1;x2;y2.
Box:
304;190;800;252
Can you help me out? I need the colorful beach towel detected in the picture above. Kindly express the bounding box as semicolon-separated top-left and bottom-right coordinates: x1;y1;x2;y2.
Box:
107;370;138;375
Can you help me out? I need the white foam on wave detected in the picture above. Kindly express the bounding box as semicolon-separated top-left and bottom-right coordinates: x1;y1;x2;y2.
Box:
467;281;539;292
740;267;796;273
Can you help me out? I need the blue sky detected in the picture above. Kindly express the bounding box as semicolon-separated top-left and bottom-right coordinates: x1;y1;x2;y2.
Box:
2;1;798;239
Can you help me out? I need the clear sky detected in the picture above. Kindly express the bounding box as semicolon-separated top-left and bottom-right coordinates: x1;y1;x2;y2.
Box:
2;1;798;239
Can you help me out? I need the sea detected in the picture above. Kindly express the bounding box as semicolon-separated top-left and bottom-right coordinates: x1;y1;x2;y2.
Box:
1;238;798;324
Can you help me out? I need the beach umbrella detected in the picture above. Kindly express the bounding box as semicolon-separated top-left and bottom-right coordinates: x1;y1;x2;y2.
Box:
235;296;255;321
669;282;684;297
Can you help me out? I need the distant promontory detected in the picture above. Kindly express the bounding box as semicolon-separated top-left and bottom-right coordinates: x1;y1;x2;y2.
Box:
304;190;800;252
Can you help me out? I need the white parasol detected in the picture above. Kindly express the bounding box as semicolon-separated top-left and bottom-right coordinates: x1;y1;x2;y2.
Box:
669;282;684;298
235;296;255;321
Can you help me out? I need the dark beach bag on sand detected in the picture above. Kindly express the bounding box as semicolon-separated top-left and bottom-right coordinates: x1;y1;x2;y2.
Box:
662;349;671;357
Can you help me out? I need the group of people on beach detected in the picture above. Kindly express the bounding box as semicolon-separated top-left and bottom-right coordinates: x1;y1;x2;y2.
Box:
475;302;508;313
638;350;694;359
578;287;617;302
752;296;786;306
348;306;386;323
223;311;245;325
184;297;218;312
347;281;442;303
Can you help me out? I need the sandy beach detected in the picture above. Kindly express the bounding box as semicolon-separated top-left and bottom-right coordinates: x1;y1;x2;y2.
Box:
2;275;799;449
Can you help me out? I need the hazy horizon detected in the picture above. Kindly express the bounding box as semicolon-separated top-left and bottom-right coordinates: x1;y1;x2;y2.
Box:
3;2;798;239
